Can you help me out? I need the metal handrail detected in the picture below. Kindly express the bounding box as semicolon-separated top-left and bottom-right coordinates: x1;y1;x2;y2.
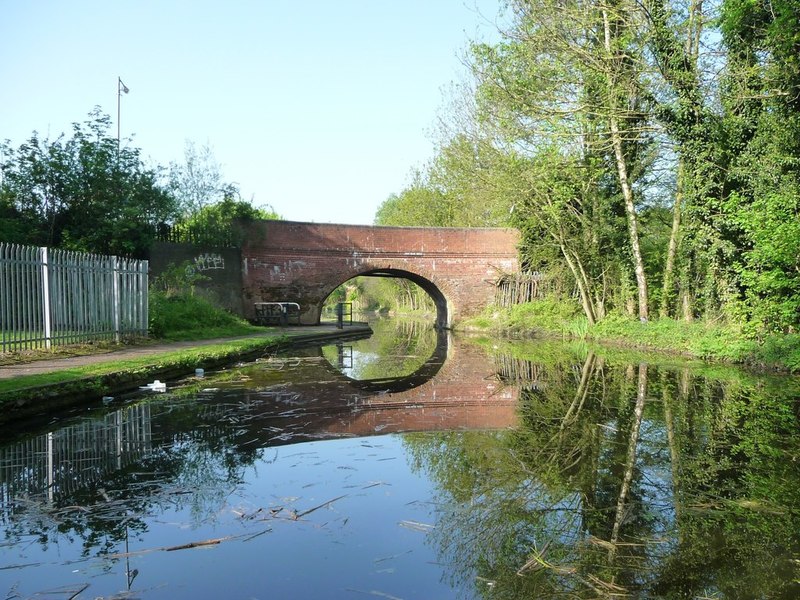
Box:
254;302;301;326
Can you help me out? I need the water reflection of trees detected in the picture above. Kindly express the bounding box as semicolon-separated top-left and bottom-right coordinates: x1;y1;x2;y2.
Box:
405;345;800;598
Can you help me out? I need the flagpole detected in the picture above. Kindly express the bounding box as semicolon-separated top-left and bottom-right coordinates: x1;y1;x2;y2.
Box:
117;76;121;145
117;77;129;148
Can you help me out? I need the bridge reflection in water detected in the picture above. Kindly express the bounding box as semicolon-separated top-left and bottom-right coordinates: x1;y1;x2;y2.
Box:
0;334;543;511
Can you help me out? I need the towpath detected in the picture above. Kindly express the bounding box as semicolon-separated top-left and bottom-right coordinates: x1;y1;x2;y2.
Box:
0;323;369;380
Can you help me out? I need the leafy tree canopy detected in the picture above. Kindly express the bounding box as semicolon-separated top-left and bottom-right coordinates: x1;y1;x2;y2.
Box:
374;0;800;335
0;108;179;258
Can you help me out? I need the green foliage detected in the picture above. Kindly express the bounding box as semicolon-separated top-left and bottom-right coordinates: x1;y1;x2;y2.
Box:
590;314;755;360
757;334;800;372
688;0;800;330
150;261;210;297
148;290;256;340
0;108;179;257
324;276;435;316
506;299;581;331
375;135;515;228
723;116;800;333
374;170;449;226
179;194;279;230
465;299;582;336
148;259;256;340
167;194;280;247
0;192;37;243
462;301;800;368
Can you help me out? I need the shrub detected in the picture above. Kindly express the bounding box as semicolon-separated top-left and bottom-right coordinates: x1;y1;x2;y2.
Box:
757;334;800;372
149;290;253;339
150;261;209;297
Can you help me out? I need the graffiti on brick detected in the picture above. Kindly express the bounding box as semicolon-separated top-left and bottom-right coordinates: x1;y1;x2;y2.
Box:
194;253;225;271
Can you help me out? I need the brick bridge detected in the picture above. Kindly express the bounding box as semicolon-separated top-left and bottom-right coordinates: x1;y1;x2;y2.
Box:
240;220;520;327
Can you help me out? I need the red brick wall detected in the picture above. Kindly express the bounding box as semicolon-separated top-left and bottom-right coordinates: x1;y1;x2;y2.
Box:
240;220;519;326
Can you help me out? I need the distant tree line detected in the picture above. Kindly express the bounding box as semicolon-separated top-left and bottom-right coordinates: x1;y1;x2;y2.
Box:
0;109;278;258
376;0;800;335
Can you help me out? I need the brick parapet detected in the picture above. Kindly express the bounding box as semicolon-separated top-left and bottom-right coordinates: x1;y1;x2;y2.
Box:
240;220;519;326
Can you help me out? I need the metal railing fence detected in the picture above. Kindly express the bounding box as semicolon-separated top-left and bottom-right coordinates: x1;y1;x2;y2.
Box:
0;243;149;352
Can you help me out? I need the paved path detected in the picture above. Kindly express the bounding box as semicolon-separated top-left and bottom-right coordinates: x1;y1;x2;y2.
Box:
0;324;368;380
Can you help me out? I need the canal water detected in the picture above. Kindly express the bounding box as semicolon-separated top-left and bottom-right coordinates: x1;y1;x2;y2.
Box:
2;319;800;598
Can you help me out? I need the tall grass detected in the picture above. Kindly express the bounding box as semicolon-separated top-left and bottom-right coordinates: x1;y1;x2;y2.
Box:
148;291;261;341
147;261;263;341
463;299;800;371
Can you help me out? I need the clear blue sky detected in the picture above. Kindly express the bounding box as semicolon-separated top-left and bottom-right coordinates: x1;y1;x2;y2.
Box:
0;1;499;225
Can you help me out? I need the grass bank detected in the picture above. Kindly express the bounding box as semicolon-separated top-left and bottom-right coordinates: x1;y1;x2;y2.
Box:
148;290;264;341
461;300;800;372
0;334;288;423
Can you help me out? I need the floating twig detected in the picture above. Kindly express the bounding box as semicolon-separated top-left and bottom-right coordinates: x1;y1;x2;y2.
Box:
374;550;413;564
294;494;348;519
242;528;272;542
345;588;404;600
398;520;434;533
165;536;230;552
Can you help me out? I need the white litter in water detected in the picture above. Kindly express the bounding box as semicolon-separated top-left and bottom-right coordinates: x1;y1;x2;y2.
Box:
139;380;167;392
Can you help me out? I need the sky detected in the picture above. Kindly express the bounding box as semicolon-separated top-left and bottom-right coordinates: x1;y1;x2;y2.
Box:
0;1;499;225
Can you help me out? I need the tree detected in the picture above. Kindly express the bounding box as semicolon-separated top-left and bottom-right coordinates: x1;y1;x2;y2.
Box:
0;108;179;257
508;146;629;324
716;0;800;332
179;191;279;228
641;0;800;330
165;140;281;246
468;0;656;321
373;0;800;334
375;133;516;229
643;0;721;321
374;169;448;226
598;0;653;320
168;141;226;216
168;189;280;247
0;187;38;244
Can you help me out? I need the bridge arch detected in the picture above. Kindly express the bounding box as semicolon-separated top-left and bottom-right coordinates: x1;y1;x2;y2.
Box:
240;220;519;327
322;266;450;328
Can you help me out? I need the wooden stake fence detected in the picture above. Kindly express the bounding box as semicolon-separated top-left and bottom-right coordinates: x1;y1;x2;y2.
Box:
494;271;547;307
